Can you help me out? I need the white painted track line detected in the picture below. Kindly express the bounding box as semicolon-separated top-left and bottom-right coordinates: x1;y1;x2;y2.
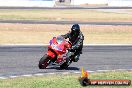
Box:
0;69;132;80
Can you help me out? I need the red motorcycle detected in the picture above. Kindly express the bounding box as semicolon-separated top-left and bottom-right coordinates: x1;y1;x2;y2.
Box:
38;35;74;69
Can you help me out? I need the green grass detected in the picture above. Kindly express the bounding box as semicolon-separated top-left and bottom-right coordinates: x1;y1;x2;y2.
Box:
0;9;132;21
0;71;132;88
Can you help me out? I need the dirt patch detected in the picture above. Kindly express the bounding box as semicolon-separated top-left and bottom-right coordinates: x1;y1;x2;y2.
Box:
0;23;132;44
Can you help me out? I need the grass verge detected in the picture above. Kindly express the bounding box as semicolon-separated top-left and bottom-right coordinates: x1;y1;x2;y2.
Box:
0;9;132;22
0;71;132;88
1;24;132;44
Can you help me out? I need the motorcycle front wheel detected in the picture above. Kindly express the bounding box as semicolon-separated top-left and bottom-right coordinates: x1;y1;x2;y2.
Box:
38;54;51;69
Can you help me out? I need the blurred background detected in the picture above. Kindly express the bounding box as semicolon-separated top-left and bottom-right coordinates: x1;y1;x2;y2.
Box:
0;0;132;7
0;1;132;86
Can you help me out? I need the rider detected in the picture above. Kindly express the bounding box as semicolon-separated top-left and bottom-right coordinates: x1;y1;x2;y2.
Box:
62;24;84;62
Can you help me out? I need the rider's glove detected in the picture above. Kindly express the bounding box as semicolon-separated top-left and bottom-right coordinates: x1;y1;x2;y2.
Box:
68;48;73;52
68;48;72;51
71;45;76;50
68;46;76;52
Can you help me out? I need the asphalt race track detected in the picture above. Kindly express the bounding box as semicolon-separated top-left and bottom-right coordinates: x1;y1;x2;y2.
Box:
0;20;132;26
0;45;132;77
0;6;132;9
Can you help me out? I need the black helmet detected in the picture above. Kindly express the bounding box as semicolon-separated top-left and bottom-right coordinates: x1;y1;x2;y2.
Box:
71;24;80;36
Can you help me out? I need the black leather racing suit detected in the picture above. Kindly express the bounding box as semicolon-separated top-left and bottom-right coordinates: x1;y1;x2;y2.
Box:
62;31;84;62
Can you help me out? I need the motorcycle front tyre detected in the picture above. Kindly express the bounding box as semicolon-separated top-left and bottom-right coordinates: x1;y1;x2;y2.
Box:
38;54;51;69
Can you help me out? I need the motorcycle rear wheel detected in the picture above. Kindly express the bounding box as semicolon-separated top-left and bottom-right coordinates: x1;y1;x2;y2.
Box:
38;54;51;69
60;62;69;69
60;60;72;69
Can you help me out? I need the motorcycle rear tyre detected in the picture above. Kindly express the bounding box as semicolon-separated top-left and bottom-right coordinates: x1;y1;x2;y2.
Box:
60;62;69;69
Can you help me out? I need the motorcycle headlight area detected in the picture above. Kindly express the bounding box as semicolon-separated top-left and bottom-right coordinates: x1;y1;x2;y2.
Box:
51;44;62;51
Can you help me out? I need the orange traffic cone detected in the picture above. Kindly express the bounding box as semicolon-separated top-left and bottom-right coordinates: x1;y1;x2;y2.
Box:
81;67;88;78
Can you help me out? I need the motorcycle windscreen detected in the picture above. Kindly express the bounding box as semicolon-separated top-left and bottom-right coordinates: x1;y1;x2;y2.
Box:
56;36;66;52
49;36;67;53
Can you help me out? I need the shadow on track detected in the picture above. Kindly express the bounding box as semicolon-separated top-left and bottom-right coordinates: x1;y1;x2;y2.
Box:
46;66;80;70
